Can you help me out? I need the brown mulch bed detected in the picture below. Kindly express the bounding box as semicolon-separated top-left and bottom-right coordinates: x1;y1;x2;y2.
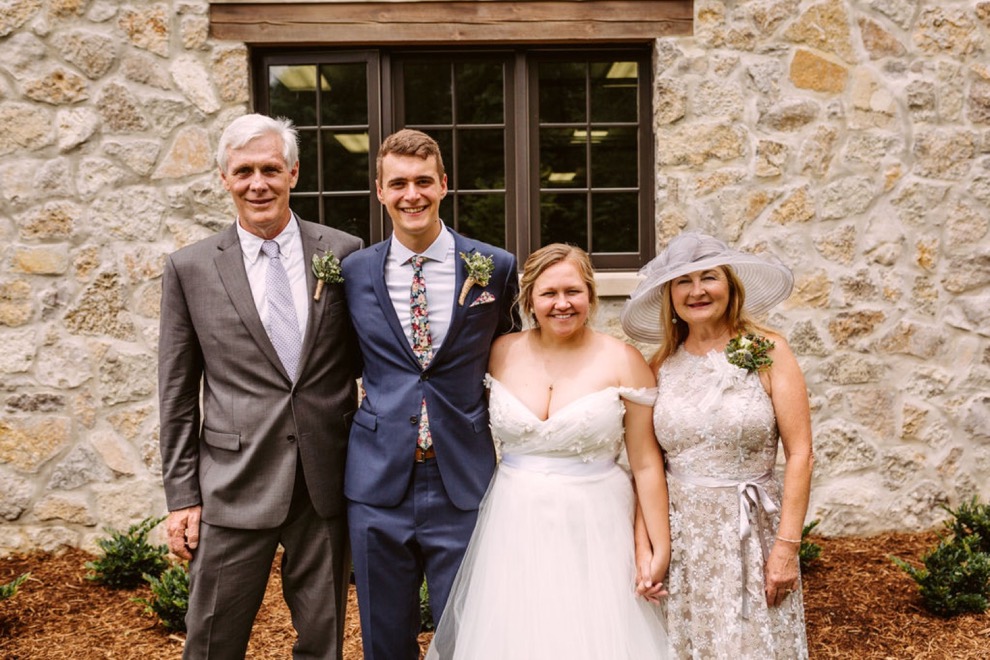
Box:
1;531;988;658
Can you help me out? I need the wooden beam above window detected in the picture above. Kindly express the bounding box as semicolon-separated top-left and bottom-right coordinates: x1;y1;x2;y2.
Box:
209;1;693;45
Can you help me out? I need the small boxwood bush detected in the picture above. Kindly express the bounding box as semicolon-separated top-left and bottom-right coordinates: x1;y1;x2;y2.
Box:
85;516;169;589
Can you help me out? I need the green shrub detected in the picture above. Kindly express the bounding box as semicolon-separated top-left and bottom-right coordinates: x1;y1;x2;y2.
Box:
419;579;434;632
135;562;189;631
799;519;823;571
85;515;169;589
942;496;990;555
892;533;990;617
0;573;30;601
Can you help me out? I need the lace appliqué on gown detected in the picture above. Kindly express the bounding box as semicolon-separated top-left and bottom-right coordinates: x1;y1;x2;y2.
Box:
426;377;668;660
654;348;808;660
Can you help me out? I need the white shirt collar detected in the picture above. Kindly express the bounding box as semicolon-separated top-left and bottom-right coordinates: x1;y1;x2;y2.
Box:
238;214;301;264
390;222;453;265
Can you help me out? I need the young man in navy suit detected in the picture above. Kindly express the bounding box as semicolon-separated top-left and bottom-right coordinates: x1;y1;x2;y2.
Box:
342;129;519;659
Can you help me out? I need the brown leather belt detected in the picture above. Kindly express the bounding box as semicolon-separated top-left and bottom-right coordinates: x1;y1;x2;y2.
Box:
414;446;436;463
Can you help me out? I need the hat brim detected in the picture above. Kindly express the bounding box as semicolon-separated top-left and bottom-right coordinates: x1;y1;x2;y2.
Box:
620;254;794;344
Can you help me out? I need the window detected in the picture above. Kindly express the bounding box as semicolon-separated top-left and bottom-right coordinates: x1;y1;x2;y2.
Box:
255;46;654;270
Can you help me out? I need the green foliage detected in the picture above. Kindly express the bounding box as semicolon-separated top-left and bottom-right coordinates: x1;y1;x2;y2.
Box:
799;519;823;571
419;579;434;632
85;516;169;589
0;573;30;601
942;496;990;555
892;533;990;617
135;562;189;632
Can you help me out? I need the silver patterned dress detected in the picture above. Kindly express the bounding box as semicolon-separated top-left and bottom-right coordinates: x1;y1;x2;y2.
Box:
654;348;808;659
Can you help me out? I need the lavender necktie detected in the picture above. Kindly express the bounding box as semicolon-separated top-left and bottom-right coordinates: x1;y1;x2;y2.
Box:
262;240;302;381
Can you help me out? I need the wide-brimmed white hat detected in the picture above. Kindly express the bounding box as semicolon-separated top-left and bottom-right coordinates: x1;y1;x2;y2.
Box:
621;232;794;344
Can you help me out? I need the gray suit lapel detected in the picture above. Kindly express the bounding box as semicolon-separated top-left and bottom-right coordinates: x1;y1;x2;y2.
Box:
214;224;287;379
298;220;327;372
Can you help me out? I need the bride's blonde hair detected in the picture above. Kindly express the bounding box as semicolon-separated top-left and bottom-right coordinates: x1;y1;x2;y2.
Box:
518;244;598;327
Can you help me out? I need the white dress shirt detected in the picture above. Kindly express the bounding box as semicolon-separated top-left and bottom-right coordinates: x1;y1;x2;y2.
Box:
387;225;456;353
237;215;310;339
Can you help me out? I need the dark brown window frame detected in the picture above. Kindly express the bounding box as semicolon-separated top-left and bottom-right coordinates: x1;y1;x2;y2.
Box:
215;1;694;269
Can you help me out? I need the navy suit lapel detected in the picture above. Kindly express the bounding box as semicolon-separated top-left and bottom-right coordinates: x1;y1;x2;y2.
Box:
214;223;288;380
372;240;420;366
437;229;474;361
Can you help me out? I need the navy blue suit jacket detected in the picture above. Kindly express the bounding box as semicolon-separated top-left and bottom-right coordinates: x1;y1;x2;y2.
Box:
342;228;519;511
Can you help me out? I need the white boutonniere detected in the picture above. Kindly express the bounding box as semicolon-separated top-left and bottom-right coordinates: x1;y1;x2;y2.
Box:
725;333;775;372
458;251;494;306
312;251;343;301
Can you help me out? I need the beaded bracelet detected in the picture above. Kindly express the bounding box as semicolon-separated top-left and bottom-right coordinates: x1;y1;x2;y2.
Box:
776;535;802;544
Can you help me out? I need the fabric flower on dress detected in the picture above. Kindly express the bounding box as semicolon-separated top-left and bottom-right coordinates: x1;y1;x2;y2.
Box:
696;351;748;413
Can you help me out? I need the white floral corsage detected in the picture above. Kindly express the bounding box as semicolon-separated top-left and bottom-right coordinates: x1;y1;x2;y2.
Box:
725;333;775;372
312;251;343;301
458;251;494;306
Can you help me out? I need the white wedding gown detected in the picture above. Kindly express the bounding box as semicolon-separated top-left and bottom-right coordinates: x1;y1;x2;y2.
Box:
426;376;669;660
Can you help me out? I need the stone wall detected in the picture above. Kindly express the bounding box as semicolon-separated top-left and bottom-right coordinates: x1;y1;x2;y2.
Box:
0;0;988;554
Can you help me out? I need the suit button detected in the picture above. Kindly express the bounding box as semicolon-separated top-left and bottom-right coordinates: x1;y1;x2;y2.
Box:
420;374;429;381
409;416;418;424
287;434;296;443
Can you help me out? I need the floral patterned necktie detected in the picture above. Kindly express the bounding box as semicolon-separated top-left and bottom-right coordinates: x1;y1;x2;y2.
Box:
410;255;433;451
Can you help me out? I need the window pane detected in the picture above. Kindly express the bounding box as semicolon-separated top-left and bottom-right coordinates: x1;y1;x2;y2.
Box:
323;131;370;192
592;192;638;253
291;194;320;224
540;192;587;248
404;62;452;125
590;61;638;123
325;195;371;245
458;129;505;190
539;61;586;123
540;128;586;188
591;127;637;188
430;130;454;181
296;129;319;192
456;62;504;125
457;194;505;248
320;63;368;126
270;65;319;126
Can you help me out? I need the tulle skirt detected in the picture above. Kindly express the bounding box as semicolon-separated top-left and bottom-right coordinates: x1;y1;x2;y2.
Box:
426;455;668;659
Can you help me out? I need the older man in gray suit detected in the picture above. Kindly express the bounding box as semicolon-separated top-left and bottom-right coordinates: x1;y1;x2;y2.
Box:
159;113;363;659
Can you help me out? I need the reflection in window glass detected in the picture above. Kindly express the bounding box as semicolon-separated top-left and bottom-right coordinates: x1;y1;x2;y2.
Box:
592;192;638;252
591;127;637;188
323;131;370;192
404;62;453;125
537;56;642;258
540;128;587;189
320;63;368;126
264;48;651;269
325;196;371;245
538;61;585;123
458;129;505;190
540;193;587;247
457;195;506;247
590;61;638;123
456;62;504;125
270;65;320;126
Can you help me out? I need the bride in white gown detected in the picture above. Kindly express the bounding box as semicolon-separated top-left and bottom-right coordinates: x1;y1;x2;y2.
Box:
427;244;671;660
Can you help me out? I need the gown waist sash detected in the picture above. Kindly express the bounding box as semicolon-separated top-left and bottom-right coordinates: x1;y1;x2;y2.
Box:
501;453;615;476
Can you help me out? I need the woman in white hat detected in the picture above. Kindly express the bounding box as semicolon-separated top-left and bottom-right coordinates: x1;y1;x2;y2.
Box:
622;232;812;658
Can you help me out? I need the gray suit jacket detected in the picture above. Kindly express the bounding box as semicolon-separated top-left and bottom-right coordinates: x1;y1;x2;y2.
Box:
159;217;363;529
